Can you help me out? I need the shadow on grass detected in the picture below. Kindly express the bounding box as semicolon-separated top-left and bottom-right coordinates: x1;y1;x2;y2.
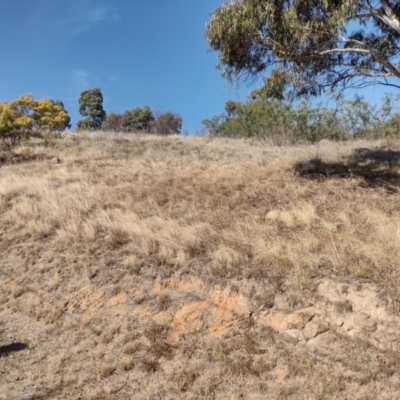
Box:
0;342;28;357
295;148;400;193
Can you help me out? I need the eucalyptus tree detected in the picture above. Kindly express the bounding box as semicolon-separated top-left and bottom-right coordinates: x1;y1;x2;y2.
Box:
207;0;400;99
121;107;154;132
77;88;106;130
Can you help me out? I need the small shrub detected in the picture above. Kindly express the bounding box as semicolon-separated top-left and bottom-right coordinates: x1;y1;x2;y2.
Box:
101;113;123;132
152;112;182;134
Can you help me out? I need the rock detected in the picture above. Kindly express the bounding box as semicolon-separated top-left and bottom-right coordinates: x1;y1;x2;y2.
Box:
261;306;320;332
332;317;344;327
306;331;339;356
279;329;300;345
272;365;289;382
347;329;359;339
303;319;329;340
284;307;320;330
261;310;286;332
354;312;377;333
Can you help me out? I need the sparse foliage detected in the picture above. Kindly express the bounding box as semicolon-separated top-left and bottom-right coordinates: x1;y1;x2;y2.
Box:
217;98;295;139
201;115;224;137
207;0;400;99
203;93;400;142
77;88;106;130
152;111;182;134
102;112;123;132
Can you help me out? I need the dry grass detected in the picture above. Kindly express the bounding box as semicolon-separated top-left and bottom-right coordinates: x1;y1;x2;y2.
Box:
1;132;400;399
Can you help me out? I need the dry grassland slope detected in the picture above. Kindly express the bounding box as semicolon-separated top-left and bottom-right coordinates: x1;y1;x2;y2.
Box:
1;133;400;399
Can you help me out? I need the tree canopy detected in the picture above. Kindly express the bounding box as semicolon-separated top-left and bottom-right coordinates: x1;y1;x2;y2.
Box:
206;0;400;99
100;108;183;134
0;94;70;144
121;107;154;132
77;88;106;130
152;112;183;134
51;100;71;131
33;98;71;132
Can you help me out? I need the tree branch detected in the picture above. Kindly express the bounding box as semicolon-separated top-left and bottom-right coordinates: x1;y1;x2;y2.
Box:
318;48;371;55
369;49;400;79
381;0;400;34
368;0;400;35
321;36;400;80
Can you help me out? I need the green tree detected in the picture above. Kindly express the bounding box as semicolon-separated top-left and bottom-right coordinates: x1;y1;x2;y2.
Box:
294;100;349;142
214;98;295;138
378;93;400;136
207;1;400;99
121;106;154;132
77;88;106;130
382;113;400;136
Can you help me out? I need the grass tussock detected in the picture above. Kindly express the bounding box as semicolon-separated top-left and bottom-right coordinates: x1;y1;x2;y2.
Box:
1;133;400;398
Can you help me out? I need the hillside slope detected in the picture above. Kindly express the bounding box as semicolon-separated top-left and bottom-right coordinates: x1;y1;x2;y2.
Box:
1;134;400;399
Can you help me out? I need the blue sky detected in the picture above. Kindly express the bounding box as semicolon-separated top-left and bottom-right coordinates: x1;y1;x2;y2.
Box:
0;0;251;132
0;1;398;132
